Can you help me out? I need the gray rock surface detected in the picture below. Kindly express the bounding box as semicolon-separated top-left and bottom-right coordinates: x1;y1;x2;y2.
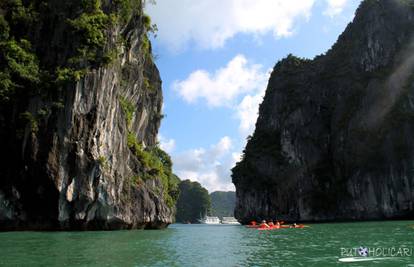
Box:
0;0;174;230
233;0;414;223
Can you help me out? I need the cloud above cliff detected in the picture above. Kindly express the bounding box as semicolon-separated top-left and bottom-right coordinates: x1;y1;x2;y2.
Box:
146;0;315;51
172;136;236;192
146;0;355;51
173;55;268;107
174;54;270;136
158;134;176;153
324;0;349;17
236;91;266;136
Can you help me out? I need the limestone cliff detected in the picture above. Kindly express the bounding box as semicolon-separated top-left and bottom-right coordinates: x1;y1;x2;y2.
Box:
233;0;414;223
0;0;179;230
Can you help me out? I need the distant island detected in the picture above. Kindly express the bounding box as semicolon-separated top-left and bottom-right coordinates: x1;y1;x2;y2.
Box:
210;191;236;218
175;180;211;223
175;180;236;223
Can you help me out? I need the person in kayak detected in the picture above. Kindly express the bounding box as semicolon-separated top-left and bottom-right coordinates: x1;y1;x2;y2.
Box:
250;221;257;226
274;221;281;229
268;221;274;227
259;220;270;228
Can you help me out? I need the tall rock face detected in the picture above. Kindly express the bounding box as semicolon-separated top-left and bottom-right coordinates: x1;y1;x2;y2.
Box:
0;0;179;230
233;0;414;223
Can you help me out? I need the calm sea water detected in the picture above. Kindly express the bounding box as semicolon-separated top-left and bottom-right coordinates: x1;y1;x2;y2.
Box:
0;221;413;266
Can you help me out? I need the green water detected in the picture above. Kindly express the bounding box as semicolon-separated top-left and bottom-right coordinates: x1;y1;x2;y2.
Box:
0;221;413;266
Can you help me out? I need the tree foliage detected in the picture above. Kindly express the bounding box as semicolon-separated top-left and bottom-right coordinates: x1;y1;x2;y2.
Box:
175;180;211;223
0;0;155;102
0;1;40;102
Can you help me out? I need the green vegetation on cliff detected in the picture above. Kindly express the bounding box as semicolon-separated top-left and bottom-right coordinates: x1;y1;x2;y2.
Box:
0;0;178;230
175;180;211;223
0;1;40;102
122;107;179;208
1;0;177;209
0;0;155;102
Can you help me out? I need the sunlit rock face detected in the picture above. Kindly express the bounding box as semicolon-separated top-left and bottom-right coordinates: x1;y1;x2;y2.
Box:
233;0;414;223
0;0;175;230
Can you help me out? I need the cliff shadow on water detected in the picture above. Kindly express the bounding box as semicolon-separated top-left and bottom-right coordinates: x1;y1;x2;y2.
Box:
232;0;414;224
0;0;179;230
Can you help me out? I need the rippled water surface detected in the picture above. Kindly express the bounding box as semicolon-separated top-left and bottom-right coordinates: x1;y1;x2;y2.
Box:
0;221;414;266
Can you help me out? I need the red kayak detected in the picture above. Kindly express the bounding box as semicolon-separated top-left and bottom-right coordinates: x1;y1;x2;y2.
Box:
257;224;306;230
257;227;284;230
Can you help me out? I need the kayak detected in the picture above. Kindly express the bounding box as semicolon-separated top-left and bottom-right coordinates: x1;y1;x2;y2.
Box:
293;224;305;228
257;224;306;230
257;227;284;231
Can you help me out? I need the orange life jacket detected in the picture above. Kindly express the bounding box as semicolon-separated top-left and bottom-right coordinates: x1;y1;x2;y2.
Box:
260;223;270;228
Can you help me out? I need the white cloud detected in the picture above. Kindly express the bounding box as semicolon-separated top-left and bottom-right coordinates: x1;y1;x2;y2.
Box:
173;55;268;107
232;152;243;164
208;136;232;160
236;90;266;137
146;0;315;51
172;136;236;192
324;0;348;17
174;54;270;137
158;134;176;153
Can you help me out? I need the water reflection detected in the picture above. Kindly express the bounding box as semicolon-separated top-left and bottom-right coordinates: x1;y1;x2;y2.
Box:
0;229;176;267
166;224;257;266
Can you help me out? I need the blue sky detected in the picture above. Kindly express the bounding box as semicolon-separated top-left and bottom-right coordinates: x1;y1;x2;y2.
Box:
146;0;362;192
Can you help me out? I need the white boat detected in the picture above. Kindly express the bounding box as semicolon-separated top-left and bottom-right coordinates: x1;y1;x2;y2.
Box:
198;216;221;224
221;217;241;225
